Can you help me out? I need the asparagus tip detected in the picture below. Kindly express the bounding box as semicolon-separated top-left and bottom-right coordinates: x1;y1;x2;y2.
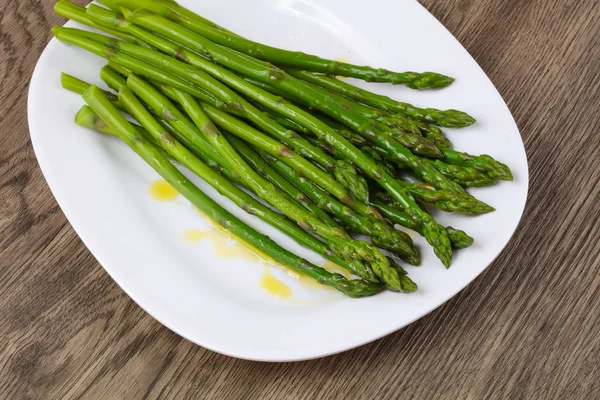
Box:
409;72;455;90
400;275;418;293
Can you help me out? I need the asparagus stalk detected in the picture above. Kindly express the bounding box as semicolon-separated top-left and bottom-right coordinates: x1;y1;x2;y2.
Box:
246;73;510;183
116;87;382;282
54;0;138;43
257;150;421;265
116;0;237;36
286;70;476;128
73;90;385;283
73;69;349;235
61;72;124;111
121;71;400;288
117;11;485;216
156;86;403;290
53;18;452;266
101;13;453;267
86;6;372;201
372;200;474;249
82;85;382;297
114;0;454;88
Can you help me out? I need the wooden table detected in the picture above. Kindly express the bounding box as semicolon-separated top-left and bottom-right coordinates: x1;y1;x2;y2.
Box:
1;1;599;398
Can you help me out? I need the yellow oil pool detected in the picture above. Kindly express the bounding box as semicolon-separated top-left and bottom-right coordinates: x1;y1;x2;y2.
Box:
149;179;179;202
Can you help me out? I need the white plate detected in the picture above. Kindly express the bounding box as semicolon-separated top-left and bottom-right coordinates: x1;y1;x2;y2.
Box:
28;0;528;361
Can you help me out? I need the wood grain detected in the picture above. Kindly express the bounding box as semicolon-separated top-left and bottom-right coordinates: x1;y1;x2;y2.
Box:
1;0;599;398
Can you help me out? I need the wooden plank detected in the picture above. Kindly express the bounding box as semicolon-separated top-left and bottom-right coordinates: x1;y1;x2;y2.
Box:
0;0;598;398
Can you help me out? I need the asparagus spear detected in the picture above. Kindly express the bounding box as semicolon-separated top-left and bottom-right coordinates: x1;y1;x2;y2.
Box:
371;200;474;249
246;73;510;182
54;0;138;43
286;70;476;128
117;11;484;207
73;88;386;283
82;85;382;297
61;72;125;110
102;62;385;230
114;0;454;88
257;150;421;265
153;85;403;290
121;72;401;289
53;21;451;266
115;0;237;36
68;71;387;282
87;7;372;201
102;14;452;267
117;88;383;282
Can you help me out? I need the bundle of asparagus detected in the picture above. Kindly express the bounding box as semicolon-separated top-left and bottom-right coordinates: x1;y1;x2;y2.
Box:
52;0;512;297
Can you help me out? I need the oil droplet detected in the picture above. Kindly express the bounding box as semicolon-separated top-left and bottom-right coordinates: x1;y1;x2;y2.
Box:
324;260;353;280
284;268;329;290
184;229;208;243
211;229;262;261
149;179;179;202
184;228;273;264
260;267;292;299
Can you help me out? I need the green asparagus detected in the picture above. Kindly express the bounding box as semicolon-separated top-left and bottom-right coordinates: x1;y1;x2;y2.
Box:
114;0;454;88
115;10;482;211
158;86;403;290
117;87;381;282
54;0;137;42
258;150;420;265
82;85;382;297
372;200;474;249
86;6;372;200
119;71;396;286
81;12;452;266
286;69;476;128
103;12;453;265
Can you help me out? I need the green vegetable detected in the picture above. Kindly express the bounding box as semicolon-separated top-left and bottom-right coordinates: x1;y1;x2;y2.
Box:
259;150;421;266
83;12;453;266
54;0;137;42
114;0;454;87
86;5;371;200
81;85;382;297
286;70;476;128
164;88;404;291
372;200;474;249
